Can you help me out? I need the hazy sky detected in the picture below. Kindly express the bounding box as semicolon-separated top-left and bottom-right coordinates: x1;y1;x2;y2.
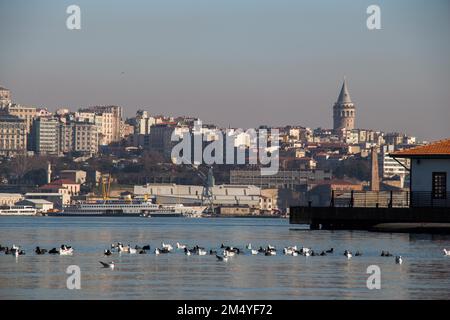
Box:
1;0;449;141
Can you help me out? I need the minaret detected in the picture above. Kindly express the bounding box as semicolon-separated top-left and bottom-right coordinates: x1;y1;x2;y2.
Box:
370;147;380;191
47;162;52;184
333;78;356;132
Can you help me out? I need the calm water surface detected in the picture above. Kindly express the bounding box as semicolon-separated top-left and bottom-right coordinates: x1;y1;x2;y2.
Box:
1;216;450;300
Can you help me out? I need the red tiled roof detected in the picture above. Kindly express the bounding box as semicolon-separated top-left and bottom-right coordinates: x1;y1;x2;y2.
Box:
51;179;77;185
391;138;450;157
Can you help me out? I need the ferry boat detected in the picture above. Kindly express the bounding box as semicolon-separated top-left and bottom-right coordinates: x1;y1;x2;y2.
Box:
0;205;37;216
50;199;183;217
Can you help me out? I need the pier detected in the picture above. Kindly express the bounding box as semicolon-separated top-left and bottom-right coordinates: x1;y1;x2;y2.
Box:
290;191;450;233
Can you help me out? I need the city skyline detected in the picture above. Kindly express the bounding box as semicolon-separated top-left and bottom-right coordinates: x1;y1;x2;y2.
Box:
1;0;449;141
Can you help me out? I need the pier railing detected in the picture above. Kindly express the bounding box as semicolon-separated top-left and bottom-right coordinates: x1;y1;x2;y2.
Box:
328;191;450;208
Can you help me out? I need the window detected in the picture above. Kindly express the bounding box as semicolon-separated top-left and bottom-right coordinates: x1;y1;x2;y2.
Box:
432;172;447;199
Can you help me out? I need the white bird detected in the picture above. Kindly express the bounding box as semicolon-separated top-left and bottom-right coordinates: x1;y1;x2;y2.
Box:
118;244;130;253
128;247;137;254
251;249;258;255
216;255;228;262
99;261;115;269
292;251;298;257
268;245;275;250
246;243;252;250
443;249;450;256
59;246;73;255
197;249;207;256
283;248;294;255
161;242;173;251
12;244;19;250
395;256;403;264
185;250;191;256
154;248;160;255
176;242;186;249
224;250;235;257
344;250;352;259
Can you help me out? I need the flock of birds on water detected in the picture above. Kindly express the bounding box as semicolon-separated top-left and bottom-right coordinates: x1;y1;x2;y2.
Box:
2;242;450;269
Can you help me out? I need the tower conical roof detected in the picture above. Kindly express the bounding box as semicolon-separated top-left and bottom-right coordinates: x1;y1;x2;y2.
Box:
337;78;352;104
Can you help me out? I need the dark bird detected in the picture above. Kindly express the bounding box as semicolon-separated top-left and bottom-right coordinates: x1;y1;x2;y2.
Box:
35;247;47;254
99;261;115;269
355;251;362;256
142;245;151;250
49;248;59;254
104;249;112;256
326;248;334;253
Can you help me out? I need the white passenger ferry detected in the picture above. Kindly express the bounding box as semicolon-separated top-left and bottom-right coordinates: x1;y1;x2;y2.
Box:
0;205;37;216
51;199;183;217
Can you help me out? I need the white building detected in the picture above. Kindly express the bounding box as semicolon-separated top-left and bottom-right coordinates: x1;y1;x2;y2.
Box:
392;138;450;207
134;183;261;208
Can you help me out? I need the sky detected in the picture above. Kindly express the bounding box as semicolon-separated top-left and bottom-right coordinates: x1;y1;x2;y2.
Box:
0;0;449;141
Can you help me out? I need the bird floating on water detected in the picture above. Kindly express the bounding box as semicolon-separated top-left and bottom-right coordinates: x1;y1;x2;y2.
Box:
344;250;352;259
216;254;228;262
443;249;450;256
99;261;115;269
395;256;403;264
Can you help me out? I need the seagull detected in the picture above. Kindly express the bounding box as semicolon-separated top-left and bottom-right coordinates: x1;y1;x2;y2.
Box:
246;243;252;250
176;242;186;250
59;245;73;255
161;242;173;251
344;250;352;259
184;248;191;256
251;249;258;255
197;248;207;256
395;256;403;264
99;261;115;269
154;248;160;255
224;250;235;257
128;247;137;254
216;255;228;262
443;249;450;256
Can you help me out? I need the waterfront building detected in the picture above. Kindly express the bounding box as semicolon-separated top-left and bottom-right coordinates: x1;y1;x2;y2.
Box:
230;169;332;190
0;193;24;206
134;183;261;209
391;138;450;206
333;78;356;133
0;114;27;156
39;178;80;195
16;199;54;213
24;192;68;209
